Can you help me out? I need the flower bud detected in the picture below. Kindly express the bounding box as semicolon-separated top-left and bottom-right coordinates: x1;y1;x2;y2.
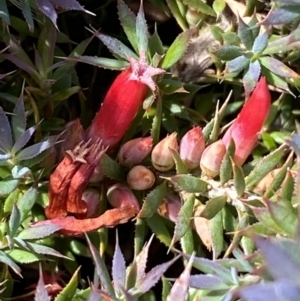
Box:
118;137;153;167
107;184;140;212
158;193;181;223
222;77;271;166
180;126;205;169
82;188;101;218
127;165;155;190
151;133;178;171
200;140;226;177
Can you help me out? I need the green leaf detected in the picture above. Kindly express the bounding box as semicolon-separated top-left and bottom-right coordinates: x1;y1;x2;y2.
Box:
252;31;268;54
85;234;115;298
164;174;208;193
20;0;34;32
18;185;38;221
243;60;261;99
18;224;61;240
146;213;172;247
0;107;13;153
0;250;21;276
220;139;235;185
246;145;285;188
0;180;19;197
9;205;21;237
181;0;216;16
138;181;167;218
237;17;254;50
266;199;298;236
7;249;42;264
199;196;227;219
281;171;294;202
260;56;300;79
136;2;148;53
171;194;195;247
118;0;138;53
12;96;27;143
226;55;249;74
149;27;164;56
212;45;243;61
169;148;189;174
54;267;80;301
210;210;223;259
161;30;190;69
100;154;126;181
94;32;137;60
49;86;81;102
165;0;188;30
26;242;69;259
232;160;245;197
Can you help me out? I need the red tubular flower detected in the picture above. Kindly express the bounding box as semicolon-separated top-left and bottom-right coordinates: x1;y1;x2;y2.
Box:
222;77;271;166
86;52;165;149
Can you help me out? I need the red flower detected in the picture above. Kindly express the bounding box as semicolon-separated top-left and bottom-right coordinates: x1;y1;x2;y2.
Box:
222;77;271;166
86;52;165;149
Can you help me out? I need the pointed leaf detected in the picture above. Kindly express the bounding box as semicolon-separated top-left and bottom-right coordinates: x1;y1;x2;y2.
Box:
0;180;19;197
260;5;300;25
166;253;195;301
16;139;54;161
118;0;138;53
189;274;228;290
136;2;148;52
181;0;216;16
165;0;188;30
12;97;26;143
26;242;69;259
36;0;57;27
238;17;254;50
93;32;137;60
12;125;37;154
20;0;34;32
9;205;21;237
0;107;12;153
232;160;245;197
171;194;195;247
18;224;61;240
210;210;224;259
100;154;126;181
246;145;285;188
54;267;80;301
63;56;129;70
85;234;115;298
138;181;167;218
169;148;189;174
226;55;249;74
136;256;180;294
161;30;190;69
199;196;227;219
260;56;300;79
243;60;261;99
7;249;42;264
112;233;126;294
0;250;21;276
164;174;208;193
35;265;51;301
252;31;269;54
18;185;38;221
212;46;243;61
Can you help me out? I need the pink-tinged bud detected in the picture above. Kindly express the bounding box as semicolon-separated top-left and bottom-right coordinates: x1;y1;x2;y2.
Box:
127;165;155;190
118;137;153;167
58;119;85;161
158;193;181;223
82;188;101;218
180;126;205;169
86;52;165;149
200;140;226;177
222;77;271;166
151;133;178;171
107;184;140;212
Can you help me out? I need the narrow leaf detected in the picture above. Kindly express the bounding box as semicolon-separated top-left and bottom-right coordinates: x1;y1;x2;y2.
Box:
9;205;21;237
136;2;148;52
18;185;38;221
12;125;37;154
18;224;61;240
0;180;19;197
0;107;12;152
36;0;57;27
0;250;21;276
12;97;27;143
252;31;269;54
35;265;51;301
100;154;126;181
21;0;34;32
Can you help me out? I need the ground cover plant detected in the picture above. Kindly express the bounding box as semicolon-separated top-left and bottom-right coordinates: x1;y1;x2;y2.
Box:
1;0;300;300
